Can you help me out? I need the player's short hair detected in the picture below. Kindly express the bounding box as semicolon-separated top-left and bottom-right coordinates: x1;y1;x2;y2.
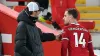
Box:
66;8;78;19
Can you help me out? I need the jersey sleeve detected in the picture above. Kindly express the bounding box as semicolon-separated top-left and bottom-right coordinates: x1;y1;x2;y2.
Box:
88;32;95;56
88;33;92;43
61;27;69;41
61;39;69;56
61;27;69;56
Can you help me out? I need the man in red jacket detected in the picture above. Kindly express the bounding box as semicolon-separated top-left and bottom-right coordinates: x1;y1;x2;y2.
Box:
61;8;95;56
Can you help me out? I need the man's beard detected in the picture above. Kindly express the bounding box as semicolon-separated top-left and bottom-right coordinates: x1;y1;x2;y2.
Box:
29;16;38;23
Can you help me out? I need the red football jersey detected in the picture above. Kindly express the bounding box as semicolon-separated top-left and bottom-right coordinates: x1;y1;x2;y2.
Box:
61;23;95;56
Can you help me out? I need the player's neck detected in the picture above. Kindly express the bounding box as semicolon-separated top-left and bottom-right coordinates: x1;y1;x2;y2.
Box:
70;19;78;24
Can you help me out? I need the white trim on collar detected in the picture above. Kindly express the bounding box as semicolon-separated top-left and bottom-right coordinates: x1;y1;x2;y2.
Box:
71;23;79;25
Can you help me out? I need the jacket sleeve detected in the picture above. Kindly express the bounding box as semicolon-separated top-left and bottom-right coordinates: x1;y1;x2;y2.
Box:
15;22;32;56
0;33;2;56
37;28;56;42
40;33;56;42
88;33;95;56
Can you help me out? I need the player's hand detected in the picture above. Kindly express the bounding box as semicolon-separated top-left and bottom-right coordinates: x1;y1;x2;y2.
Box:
55;30;64;41
55;34;62;41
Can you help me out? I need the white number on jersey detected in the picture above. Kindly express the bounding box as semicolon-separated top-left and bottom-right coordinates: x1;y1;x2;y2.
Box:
73;33;86;47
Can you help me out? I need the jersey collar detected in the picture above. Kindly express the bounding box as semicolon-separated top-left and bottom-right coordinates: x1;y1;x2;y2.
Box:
71;23;80;25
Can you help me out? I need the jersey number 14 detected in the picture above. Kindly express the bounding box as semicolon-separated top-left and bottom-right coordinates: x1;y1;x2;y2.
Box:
73;33;86;47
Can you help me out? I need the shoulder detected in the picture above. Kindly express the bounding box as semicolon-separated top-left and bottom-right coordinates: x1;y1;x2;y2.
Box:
79;25;89;32
17;10;24;18
18;21;26;27
17;21;27;31
62;26;70;36
63;26;68;29
62;26;70;32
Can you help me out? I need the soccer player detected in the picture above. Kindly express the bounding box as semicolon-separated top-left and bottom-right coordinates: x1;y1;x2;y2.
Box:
61;8;95;56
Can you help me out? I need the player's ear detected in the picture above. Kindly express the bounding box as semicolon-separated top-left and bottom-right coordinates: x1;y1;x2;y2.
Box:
69;15;72;19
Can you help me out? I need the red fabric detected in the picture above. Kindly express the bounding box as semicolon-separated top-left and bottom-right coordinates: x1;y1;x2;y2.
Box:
13;6;26;12
50;0;67;28
61;40;68;56
51;0;80;29
88;34;95;56
67;0;76;8
6;0;29;2
78;20;95;29
61;23;95;56
0;3;18;56
45;20;52;24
